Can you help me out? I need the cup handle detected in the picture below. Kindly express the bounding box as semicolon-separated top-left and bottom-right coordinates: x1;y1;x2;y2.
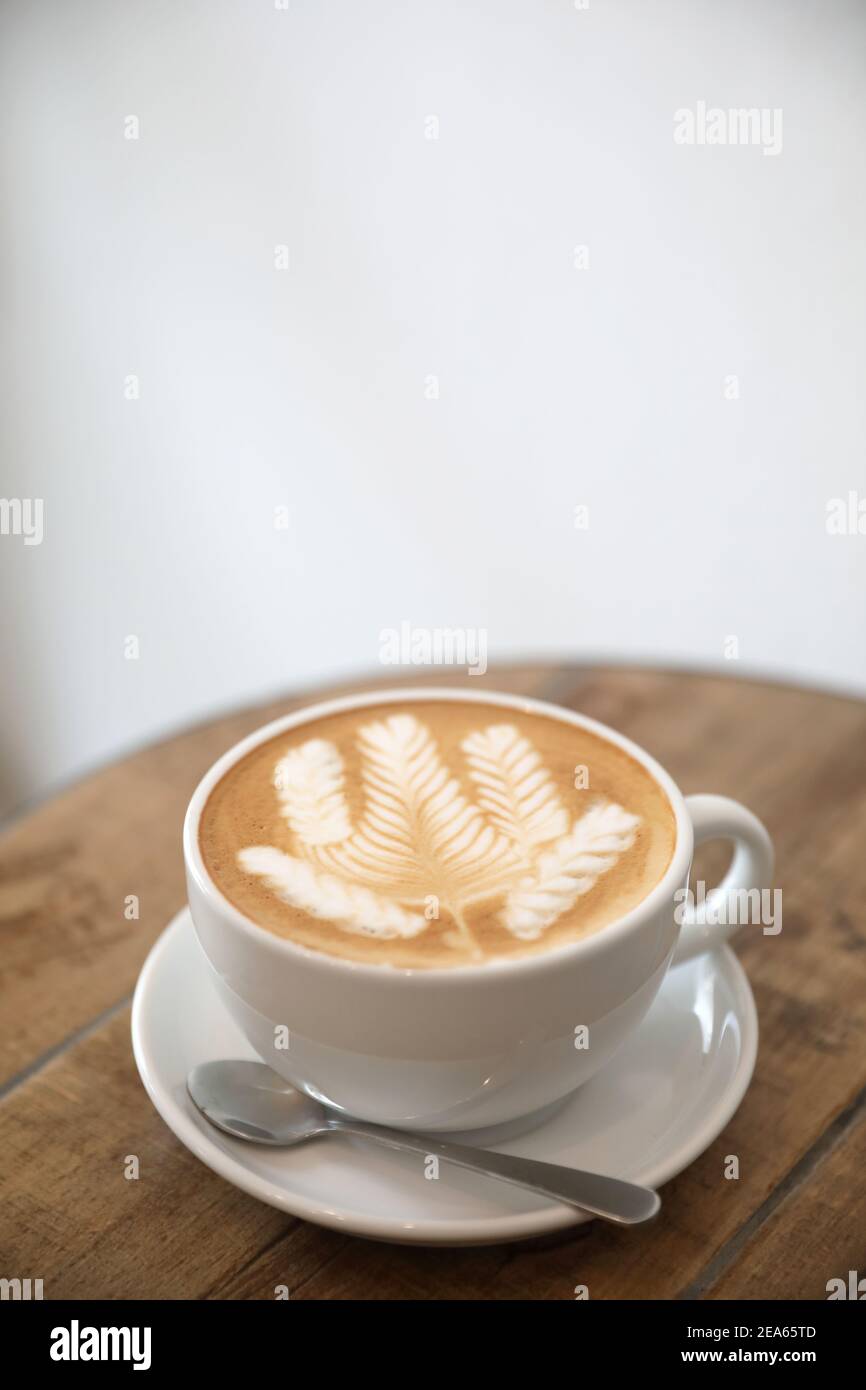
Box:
672;794;774;966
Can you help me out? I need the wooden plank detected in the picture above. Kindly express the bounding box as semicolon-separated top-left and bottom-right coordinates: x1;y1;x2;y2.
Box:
0;666;553;1088
705;1101;866;1299
2;667;866;1299
0;1012;291;1299
214;679;866;1299
3;886;864;1300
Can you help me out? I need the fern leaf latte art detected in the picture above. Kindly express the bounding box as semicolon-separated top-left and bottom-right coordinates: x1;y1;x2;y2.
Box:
199;701;676;967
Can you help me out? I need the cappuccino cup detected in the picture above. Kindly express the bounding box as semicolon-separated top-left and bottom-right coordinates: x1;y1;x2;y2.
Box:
184;687;773;1132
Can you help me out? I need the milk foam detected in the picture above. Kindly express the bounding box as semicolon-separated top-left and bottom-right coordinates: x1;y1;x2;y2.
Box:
236;713;641;951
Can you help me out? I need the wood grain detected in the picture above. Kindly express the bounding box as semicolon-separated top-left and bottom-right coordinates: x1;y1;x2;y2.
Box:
1;665;865;1299
0;666;551;1089
705;1098;866;1300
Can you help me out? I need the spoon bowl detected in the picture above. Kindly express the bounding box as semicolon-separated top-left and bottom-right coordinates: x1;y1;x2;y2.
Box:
189;1059;331;1144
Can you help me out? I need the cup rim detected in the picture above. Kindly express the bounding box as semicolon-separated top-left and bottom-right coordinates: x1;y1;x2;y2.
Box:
183;686;694;984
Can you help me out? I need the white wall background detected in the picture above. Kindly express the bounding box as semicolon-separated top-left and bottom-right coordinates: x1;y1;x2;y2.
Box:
2;0;865;818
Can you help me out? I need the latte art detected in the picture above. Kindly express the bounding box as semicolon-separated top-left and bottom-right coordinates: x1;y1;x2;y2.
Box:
240;716;640;950
199;700;676;967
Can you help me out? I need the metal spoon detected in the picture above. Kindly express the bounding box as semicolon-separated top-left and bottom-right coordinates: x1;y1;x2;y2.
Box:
187;1060;660;1226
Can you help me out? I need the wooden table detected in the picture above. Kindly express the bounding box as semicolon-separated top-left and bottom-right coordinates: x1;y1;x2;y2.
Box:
2;665;865;1300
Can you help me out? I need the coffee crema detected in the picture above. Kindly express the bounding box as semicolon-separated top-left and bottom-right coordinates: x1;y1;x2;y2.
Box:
198;700;676;968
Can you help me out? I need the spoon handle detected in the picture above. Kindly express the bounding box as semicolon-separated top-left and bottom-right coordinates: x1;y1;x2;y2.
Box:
330;1119;660;1226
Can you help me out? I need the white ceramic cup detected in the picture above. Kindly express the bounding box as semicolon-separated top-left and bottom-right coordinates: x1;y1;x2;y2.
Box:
184;687;773;1133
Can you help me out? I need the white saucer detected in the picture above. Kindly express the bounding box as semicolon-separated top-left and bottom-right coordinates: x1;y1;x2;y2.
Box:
131;910;758;1247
